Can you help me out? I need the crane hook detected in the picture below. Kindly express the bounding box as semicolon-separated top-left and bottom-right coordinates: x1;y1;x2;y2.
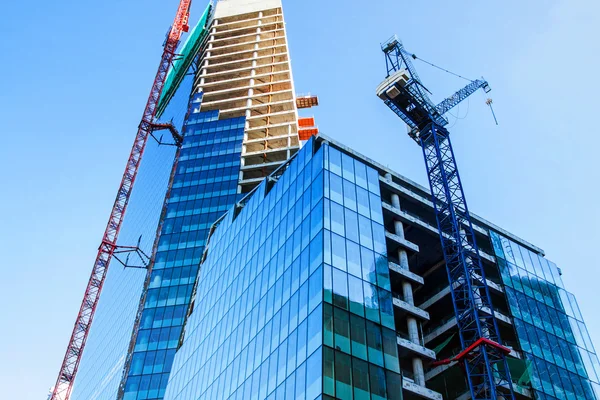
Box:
486;98;498;125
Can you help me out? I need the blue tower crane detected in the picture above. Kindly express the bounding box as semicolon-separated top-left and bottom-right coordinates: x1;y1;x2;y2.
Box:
377;36;515;400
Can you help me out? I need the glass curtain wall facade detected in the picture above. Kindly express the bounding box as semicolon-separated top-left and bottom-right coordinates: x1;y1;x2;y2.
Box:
320;143;402;400
121;99;246;400
162;139;402;400
491;231;600;400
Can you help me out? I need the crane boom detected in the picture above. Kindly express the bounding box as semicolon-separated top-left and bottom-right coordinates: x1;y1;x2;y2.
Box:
434;79;490;117
377;36;515;399
49;1;191;399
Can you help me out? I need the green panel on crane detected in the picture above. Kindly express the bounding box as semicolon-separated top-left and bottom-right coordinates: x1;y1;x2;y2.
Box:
157;3;212;117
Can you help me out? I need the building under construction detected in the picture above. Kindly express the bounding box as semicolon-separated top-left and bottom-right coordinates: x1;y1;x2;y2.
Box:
50;0;600;400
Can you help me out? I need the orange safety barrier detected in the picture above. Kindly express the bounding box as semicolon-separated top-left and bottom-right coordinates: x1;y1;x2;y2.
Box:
298;128;319;141
298;117;315;128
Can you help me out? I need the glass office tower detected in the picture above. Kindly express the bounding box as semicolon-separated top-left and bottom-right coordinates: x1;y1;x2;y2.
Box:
163;138;403;400
120;101;247;399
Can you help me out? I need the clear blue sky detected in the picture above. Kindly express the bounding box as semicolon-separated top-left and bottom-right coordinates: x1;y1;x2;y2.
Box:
1;0;598;398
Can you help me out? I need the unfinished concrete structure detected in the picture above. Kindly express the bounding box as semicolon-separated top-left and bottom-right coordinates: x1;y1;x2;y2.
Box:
195;0;301;192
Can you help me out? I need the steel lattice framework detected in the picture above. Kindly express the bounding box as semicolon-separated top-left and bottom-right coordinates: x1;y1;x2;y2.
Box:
378;36;515;399
50;1;192;399
421;124;514;399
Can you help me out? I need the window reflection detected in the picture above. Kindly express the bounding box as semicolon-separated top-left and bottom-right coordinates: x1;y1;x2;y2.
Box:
158;143;402;400
490;231;599;398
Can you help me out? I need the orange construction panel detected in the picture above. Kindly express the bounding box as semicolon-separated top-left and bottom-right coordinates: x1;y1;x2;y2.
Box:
298;117;315;128
296;95;319;109
298;128;319;141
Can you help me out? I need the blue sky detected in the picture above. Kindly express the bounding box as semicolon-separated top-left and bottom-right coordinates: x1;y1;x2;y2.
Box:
1;0;599;398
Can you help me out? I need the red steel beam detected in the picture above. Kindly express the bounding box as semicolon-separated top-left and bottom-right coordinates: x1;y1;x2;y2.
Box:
432;337;512;367
50;1;192;399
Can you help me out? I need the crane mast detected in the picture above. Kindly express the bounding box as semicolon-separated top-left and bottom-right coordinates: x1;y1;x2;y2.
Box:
377;36;515;399
49;1;191;399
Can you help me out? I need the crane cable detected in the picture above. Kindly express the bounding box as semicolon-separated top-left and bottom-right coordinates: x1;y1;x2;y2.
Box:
405;51;473;82
447;98;470;129
402;49;497;125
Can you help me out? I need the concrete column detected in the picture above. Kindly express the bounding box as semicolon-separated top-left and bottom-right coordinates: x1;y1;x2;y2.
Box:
392;192;426;387
198;22;217;92
246;12;262;125
238;154;245;194
391;193;401;210
412;356;426;386
398;248;410;271
407;317;419;342
402;281;414;305
394;220;405;240
198;46;211;90
407;314;426;385
391;194;409;271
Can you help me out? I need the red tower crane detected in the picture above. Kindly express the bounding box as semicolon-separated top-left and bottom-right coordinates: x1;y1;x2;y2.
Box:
49;1;192;399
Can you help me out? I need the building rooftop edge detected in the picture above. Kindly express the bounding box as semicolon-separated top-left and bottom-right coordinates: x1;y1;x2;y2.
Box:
214;0;282;18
